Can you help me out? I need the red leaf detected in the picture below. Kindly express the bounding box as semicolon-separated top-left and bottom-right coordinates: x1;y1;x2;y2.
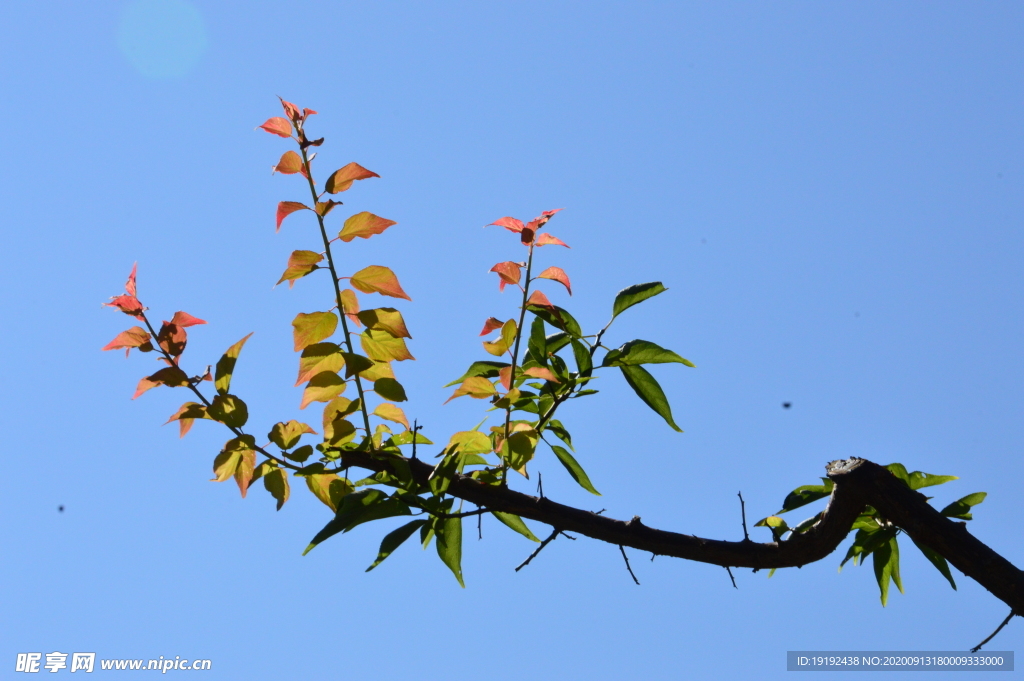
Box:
105;294;146;320
535;233;570;248
325;162;380;194
273;150;304;175
101;326;150;356
498;365;513;390
258;117;292;138
338;212;397;242
489;261;522;291
349;265;412;301
170;311;207;327
279;98;301;121
536;266;572;295
157;322;188;357
525;208;563;233
276;201;309;232
302;107;317;119
488;217;525;233
479;317;504;336
125;262;138;297
526;290;554;308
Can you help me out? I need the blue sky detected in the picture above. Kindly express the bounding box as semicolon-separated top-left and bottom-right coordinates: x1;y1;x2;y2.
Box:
2;2;1022;679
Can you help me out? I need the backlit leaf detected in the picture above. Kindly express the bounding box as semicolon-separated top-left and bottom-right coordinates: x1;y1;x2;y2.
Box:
102;326;150;356
276;250;323;287
276;201;309;232
164;401;209;438
133;366;189;399
296;342;343;386
602;340;695;368
269;420;317;450
482;319;516;356
357;308;411;339
536;266;572;295
325;162;379;194
104;294;146;319
885;463;959;491
619;364;681;432
169;311;206;328
304;473;355;513
374;378;408;402
479;317;504;336
612;282;667;319
535;233;569;248
445;376;497;403
340;289;360;324
550;445;600;495
258;117;292;137
234;448;256;498
522;367;559;382
490;261;521;291
360;329;414;362
207;394;249;428
292;311;338;351
263;467;289;511
212;435;255;483
340;353;374;378
873;535;903;607
448;430;493;455
526;290;553;308
359;360;394;382
300;372;347;409
273;150;303;175
350;265;412;301
488;217;525;233
444;361;508;387
366;519;428;571
779;479;834;514
435;516;465;587
215;332;254;395
315;200;341;217
339;211;397;242
155;322;187;357
373;403;410;429
491;512;540;542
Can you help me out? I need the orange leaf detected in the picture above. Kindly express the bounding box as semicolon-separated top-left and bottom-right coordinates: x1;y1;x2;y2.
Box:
279;98;301;120
276;201;309;232
133;366;189;399
536;233;570;248
235;449;256;497
273;150;303;175
490;261;522;291
258;117;292;137
325;162;380;194
164;401;209;438
104;294;146;320
536;266;572;295
315;200;341;217
349;265;411;301
357;308;411;339
489;217;525;233
526;290;554;308
359;360;395;382
445;376;498;403
125;262;138;297
373;403;410;430
340;289;360;326
339;212;397;242
102;326;150;356
296;342;344;386
276;250;323;287
170;311;207;327
498;365;513;390
360;329;414;362
479;317;504;336
292;311;338;351
300;372;347;409
523;366;560;383
525;209;563;233
156;322;187;357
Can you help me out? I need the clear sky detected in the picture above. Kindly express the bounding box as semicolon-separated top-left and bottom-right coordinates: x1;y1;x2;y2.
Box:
2;2;1022;679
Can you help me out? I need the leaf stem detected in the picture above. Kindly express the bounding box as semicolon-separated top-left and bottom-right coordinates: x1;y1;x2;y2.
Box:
501;242;536;484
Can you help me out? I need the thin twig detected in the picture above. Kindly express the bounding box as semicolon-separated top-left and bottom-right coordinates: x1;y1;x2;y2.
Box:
726;566;738;589
477;508;483;540
619;545;640;585
738;491;750;542
971;609;1016;652
537;472;544;498
515;528;562;571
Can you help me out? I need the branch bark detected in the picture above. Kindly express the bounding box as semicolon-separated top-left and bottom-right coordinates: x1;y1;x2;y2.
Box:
343;452;1024;613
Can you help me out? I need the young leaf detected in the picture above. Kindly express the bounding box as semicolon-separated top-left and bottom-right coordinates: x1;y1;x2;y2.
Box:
778;479;834;514
535;233;570;248
536;266;572;295
234;448;256;498
602;340;695;368
212;435;255;483
480;317;505;336
366;519;428;572
169;311;206;328
104;294;146;320
526;290;554;308
102;326;151;356
491;512;540;542
296;342;344;386
550;445;601;495
490;261;522;291
292;311;338;351
522;367;559;383
360;329;414;362
276;201;309;232
619;364;682;432
349;265;412;301
754;515;791;542
155;322;187;357
444;361;509;387
277;250;323;287
215;332;254;395
374;378;408;402
207;394;249;428
164;401;209;438
435;516;465;587
357;308;411;339
445;376;498;403
340;289;360;323
325;162;379;194
373;403;410;430
482;319;516;356
611;282;667;319
300;372;347;409
448;431;493;455
339;211;397;242
488;217;525;233
940;492;987;520
872;535;903;607
269;420;317;450
133;366;189;399
258;117;292;137
315;200;341;217
910;537;957;590
263;467;290;511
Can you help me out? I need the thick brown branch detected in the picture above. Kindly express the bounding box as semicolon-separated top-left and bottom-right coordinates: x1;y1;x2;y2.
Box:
342;452;1024;612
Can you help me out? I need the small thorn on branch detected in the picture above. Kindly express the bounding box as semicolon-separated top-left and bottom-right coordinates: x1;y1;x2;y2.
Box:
738;491;750;542
515;528;562;572
726;566;738;589
971;609;1017;653
619;545;640;585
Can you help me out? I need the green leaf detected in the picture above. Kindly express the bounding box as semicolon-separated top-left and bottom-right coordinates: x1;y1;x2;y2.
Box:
491;512;540;542
546;419;574;451
269;420;316;450
545;332;571;355
754;515;790;541
571;339;593;376
300;371;347;409
601;339;695;368
778;479;834;514
284;444;314;463
207;394;248;428
444;361;509;387
374;377;408;402
292;311;338;351
619;365;681;432
611;282;667;319
366;520;428;572
527;305;582;338
391;430;434;446
435;515;465;587
840;527;895;569
885;463;958;491
215;333;253;395
940;492;987;520
872;535;903;607
551;445;600;495
527;316;548;365
303;489;410;554
910;537;956;591
262;467;290;511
